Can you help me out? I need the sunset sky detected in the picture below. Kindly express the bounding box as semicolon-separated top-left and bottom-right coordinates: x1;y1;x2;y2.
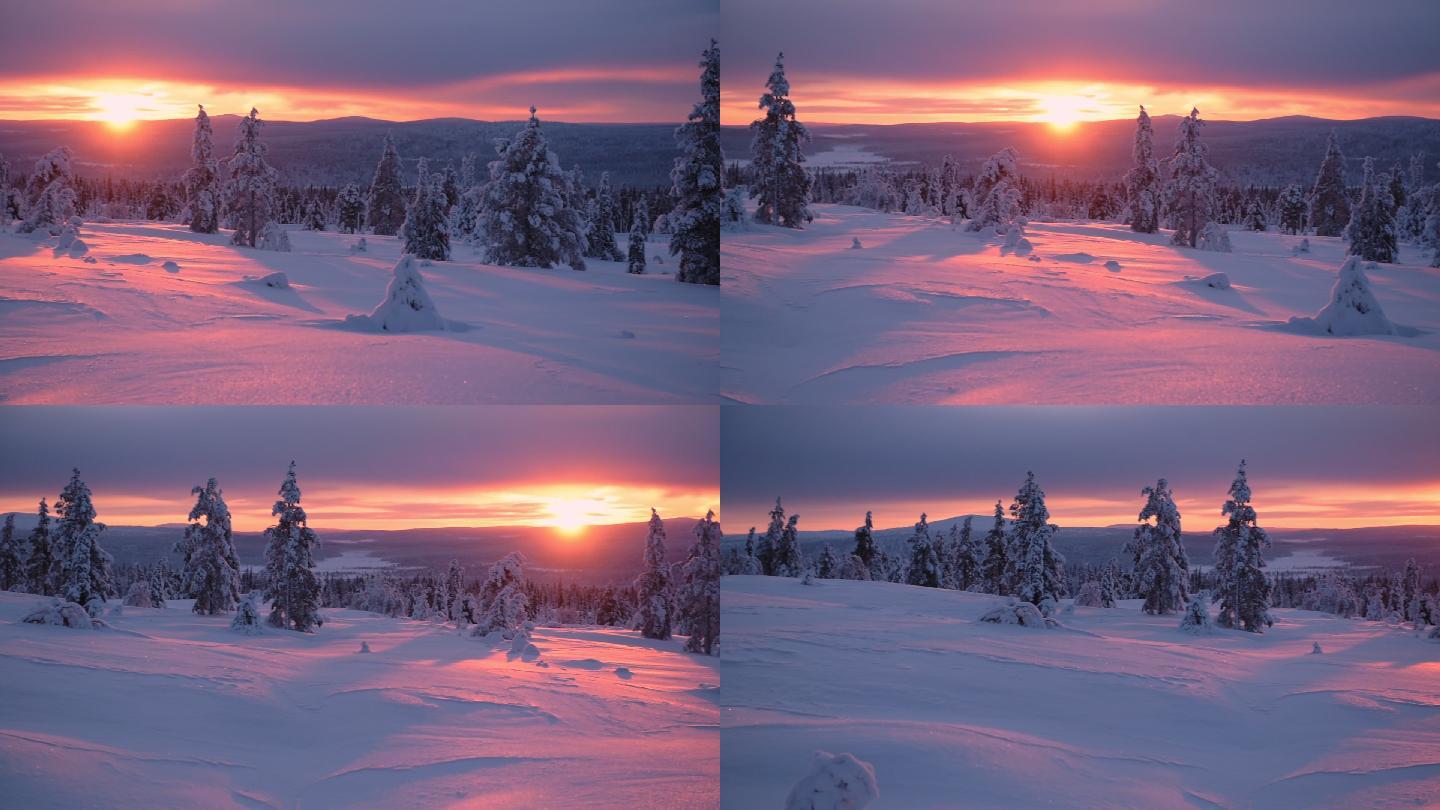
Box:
0;407;718;533
722;407;1440;532
0;0;717;124
722;0;1440;126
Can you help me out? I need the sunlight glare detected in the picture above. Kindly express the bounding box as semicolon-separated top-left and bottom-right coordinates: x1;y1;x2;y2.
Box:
1039;94;1087;132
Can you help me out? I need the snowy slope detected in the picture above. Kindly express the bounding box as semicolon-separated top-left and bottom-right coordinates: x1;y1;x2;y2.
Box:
0;222;717;403
721;205;1440;404
722;575;1440;809
0;591;718;808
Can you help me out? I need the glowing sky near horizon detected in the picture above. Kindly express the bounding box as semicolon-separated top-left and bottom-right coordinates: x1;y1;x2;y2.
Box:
721;0;1440;125
721;408;1440;532
0;0;717;124
0;408;719;533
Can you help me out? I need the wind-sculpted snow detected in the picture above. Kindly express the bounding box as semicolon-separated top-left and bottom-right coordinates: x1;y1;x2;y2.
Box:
721;205;1440;404
0;221;718;403
0;591;718;807
722;576;1440;809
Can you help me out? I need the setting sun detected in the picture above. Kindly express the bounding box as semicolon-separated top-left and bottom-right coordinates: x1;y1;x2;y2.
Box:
1038;94;1088;131
92;93;149;130
545;497;612;536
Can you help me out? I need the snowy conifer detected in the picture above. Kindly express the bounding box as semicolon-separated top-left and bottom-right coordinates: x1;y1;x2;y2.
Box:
951;515;983;592
183;105;222;233
1179;592;1212;635
678;510;721;654
334;184;365;233
177;477;241;615
19;147;76;234
1098;559;1122;607
149;560;173;607
774;514;804;578
749;52;812;228
1243;199;1266;232
627;198;649;274
474;552;528;637
262;462;322;632
224;109;280;248
366;135;407;235
477;107;589;270
54;469;113;615
906;513;941;588
231;592;263;634
852;511;878;574
401;158;452;260
816;544;839;579
635;509;673;639
1164;108;1219;248
671;40;722;283
737;527;763;575
1310;132;1350;237
301;198;326;231
757;498;785;575
24;499;53;595
1277;184;1307;235
1129;479;1189;615
347;254;448;332
966;148;1022;232
981;501;1008;594
585;172;624;261
1006;472;1065;614
1211;461;1273;633
1300;256;1397;336
1347;157;1398;263
0;514;23;591
444;559;464;621
453;153;482;239
1124;106;1161;233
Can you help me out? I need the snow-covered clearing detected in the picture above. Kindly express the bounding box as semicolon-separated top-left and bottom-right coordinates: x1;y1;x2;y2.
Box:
0;222;718;403
0;591;718;808
721;575;1440;809
721;205;1440;404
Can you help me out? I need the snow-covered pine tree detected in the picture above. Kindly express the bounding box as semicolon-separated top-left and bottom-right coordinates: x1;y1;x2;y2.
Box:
749;52;812;228
224;108;280;248
627;197;649;274
1243;199;1266;231
1347;157;1398;263
774;514;804;577
183;105;222;233
678;509;721;654
1098;559;1122;607
816;544;839;579
262;462;322;632
1179;592;1212;634
0;513;22;591
671;40;722;284
938;154;962;218
966;148;1022;232
475;552;528;637
176;478;241;615
758;497;785;575
1310;131;1350;237
1006;472;1066;614
585;172;624;261
738;527;763;575
302;198;326;231
18;147;76;234
981;500;1008;594
906;513;941;588
851;510;879;574
149;559;172;608
452;153;481;239
439;165;460;217
635;508;673;639
24;498;53;595
444;559;464;621
1129;478;1189;615
1277;184;1307;234
366;134;407;235
1124;106;1161;233
335;183;365;233
401;158;452;260
231;592;263;634
54;469;113;615
1211;460;1273;632
1164;108;1219;248
953;515;983;592
477;107;589;270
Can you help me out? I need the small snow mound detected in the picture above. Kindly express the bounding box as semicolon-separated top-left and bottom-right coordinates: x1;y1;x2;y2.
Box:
258;222;291;252
231;593;263;635
22;597;105;629
1001;223;1033;256
359;641;371;653
784;750;879;810
55;225;78;250
256;272;289;289
122;580;156;608
162;260;180;273
614;666;633;680
1053;252;1094;264
851;237;863;249
1026;254;1041;263
1179;594;1213;635
1197;222;1232;252
349;237;368;253
1311;642;1323;655
1104;260;1122;272
110;253;153;265
67;238;89;257
1200;272;1231;290
978;598;1057;628
1288;256;1397;337
344;255;447;333
618;329;636;339
1292;238;1311;256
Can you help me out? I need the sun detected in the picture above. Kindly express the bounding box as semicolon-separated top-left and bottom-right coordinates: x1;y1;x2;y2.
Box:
546;497;606;537
1038;95;1088;132
92;93;148;131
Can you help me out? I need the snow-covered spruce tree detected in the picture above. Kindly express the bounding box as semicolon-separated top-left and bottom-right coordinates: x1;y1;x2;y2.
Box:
1006;472;1065;615
1347;157;1397;263
24;498;53;594
736;527;763;575
905;513;941;588
1164;108;1219;248
938;154;962;218
335;183;365;233
366;134;407;236
1124;106;1161;233
346;254;447;333
1128;478;1189;615
1098;559;1122;607
635;509;673;640
1179;592;1213;635
627;197;649;274
1211;460;1273;633
585;172;624;261
1299;256;1397;336
749;52;812;228
1277;184;1307;235
477;107;589;270
262;462;322;632
757;497;785;575
1309;131;1350;237
474;553;528;637
0;513;22;591
302;198;327;231
149;559;173;607
966;148;1022;232
452;153;482;240
224;108;279;248
816;544;839;579
183;105;222;233
444;559;464;621
852;510;878;574
19;147;76;234
231;592;263;635
678;509;721;655
176;478;241;615
981;500;1008;594
401;158;451;260
439;165;460;218
54;469;114;615
670;41;722;283
1243;199;1266;232
952;515;983;592
774;514;804;578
